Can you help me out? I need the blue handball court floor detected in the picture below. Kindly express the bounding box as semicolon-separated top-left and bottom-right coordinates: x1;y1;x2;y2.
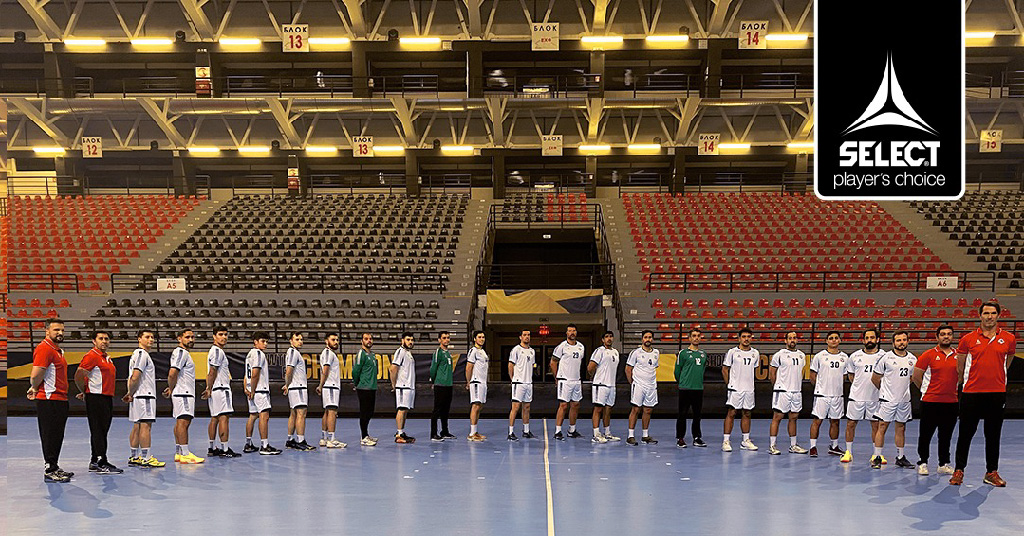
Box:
4;417;1024;535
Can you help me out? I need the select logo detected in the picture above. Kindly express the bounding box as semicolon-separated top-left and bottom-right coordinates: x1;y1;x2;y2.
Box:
815;1;964;200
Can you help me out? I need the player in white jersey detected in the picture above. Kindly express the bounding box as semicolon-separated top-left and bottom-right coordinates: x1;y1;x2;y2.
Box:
870;331;917;469
626;331;660;445
283;332;316;451
243;332;281;455
550;324;586;440
466;330;489;441
508;330;536;441
588;331;621;443
841;328;883;463
316;333;345;448
125;329;165;468
202;326;241;458
164;329;204;464
722;327;760;452
390;333;417;444
808;331;848;457
768;332;809;455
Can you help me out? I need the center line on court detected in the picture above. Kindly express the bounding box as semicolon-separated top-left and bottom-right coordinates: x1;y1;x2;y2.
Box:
543;419;555;536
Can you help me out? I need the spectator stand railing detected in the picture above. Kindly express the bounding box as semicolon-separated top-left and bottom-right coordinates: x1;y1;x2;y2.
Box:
110;272;447;294
645;271;998;293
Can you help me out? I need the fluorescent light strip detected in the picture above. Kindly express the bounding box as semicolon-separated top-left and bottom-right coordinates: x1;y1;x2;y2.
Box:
373;145;406;154
627;144;662;152
131;38;173;46
305;145;338;153
578;144;611;151
440;145;474;153
63;39;106;46
645;35;689;43
219;37;261;46
765;33;809;42
400;37;441;45
238;146;271;154
308;37;351;45
787;142;814;149
33;147;66;154
188;147;221;154
965;31;996;39
581;35;623;44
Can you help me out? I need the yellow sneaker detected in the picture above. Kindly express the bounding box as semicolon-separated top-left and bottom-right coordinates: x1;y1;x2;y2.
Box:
141;456;166;468
174;454;182;463
881;455;888;465
840;450;853;463
180;453;205;464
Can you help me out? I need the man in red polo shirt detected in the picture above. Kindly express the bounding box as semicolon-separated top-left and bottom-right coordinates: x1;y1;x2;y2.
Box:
27;318;73;483
75;329;124;474
950;301;1017;487
912;324;958;476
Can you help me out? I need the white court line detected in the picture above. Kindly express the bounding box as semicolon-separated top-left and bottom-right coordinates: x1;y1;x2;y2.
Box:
543;419;555;536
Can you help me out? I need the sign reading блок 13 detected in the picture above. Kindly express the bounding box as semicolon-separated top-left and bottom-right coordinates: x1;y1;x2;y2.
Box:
815;1;964;200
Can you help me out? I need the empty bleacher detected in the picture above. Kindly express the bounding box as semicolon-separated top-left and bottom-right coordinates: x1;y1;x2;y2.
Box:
498;192;590;223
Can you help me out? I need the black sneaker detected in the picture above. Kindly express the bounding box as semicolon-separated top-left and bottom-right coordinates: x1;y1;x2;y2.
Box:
895;456;914;468
285;439;298;450
208;447;224;457
677;439;687;448
871;455;883;469
522;432;536;439
507;433;519;442
440;432;457;440
243;443;259;453
221;448;242;458
693;438;707;448
554;432;565;441
567;430;583;439
259;445;282;455
89;462;101;472
44;468;70;483
56;468;75;478
626;437;638;446
827;445;844;456
642;436;658;445
97;462;124;474
296;441;316;451
431;434;445;442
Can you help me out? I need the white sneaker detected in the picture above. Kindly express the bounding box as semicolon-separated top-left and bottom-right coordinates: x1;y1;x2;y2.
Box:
769;445;782;455
937;464;954;475
329;439;347;449
789;444;808;454
360;437;377;446
319;438;328;447
604;433;621;441
591;434;608;444
917;463;929;476
722;440;733;452
741;439;759;451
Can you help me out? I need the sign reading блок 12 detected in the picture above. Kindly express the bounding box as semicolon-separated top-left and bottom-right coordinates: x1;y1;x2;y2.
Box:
815;1;964;200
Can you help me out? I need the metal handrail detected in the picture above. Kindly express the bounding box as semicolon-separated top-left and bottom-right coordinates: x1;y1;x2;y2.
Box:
645;270;997;293
6;273;81;293
478;262;615;292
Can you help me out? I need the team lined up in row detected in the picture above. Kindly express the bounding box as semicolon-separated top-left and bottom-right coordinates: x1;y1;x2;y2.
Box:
27;302;1015;488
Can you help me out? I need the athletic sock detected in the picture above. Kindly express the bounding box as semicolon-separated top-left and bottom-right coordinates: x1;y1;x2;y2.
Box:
219;441;226;450
181;445;191;456
261;438;269;448
790;436;797;447
896;447;905;458
509;426;514;435
328;432;335;441
642;429;649;438
831;440;839;448
523;423;530;433
246;436;253;446
322;430;328;440
810;438;817;448
593;428;601;437
297;435;304;443
846;441;853;452
209;440;215;449
569;425;576;433
724;434;730;443
628;428;635;438
770;436;777;447
604;426;612;435
873;447;883;457
555;425;562;434
131;447;139;458
471;425;478;435
398;429;404;436
175;444;182;455
742;433;750;442
141;448;149;459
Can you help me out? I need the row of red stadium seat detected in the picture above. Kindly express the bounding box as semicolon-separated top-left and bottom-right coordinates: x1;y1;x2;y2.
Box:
652;297;988;309
652;308;1009;320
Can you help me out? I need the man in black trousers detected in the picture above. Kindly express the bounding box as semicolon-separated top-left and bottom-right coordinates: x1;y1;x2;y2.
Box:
28;318;73;482
75;330;124;473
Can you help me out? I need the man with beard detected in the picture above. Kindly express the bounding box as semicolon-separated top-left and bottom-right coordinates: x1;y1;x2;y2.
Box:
164;329;205;463
870;330;917;469
243;332;281;455
284;332;316;450
769;332;809;455
126;329;165;467
75;329;123;474
912;325;958;476
390;333;417;444
589;331;620;443
551;324;585;440
466;330;489;441
203;326;241;458
841;329;882;463
626;330;660;445
508;330;536;441
316;333;345;448
430;331;457;441
352;332;379;446
808;331;848;458
28;318;73;482
722;327;759;452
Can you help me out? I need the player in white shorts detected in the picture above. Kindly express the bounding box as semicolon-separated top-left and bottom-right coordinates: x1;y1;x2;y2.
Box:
722;327;759;452
550;324;586;440
243;332;280;455
769;332;808;455
508;330;536;441
125;330;165;468
164;329;204;464
466;330;489;441
390;333;417;444
808;331;848;457
283;332;316;451
203;326;241;458
842;328;883;463
626;330;660;446
588;331;621;443
870;330;917;469
316;333;345;448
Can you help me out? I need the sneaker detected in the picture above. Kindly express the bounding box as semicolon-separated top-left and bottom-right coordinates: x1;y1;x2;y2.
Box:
285;439;298;450
221;448;242;458
881;455;888;465
319;438;328;447
440;432;457;440
984;471;1007;487
917;462;929;475
297;441;317;451
208;447;224;457
522;432;536;439
604;433;621;442
789;444;809;454
642;436;658;445
692;438;707;448
553;432;565;441
242;443;258;453
677;438;687;448
840;450;853;463
179;453;206;464
895;456;914;469
467;433;486;442
949;469;964;485
626;437;638;446
567;430;583;439
740;439;758;451
89;462;101;472
722;440;733;452
360;437;378;446
507;433;520;442
97;462;123;474
937;464;955;475
809;447;819;458
328;440;347;449
870;456;883;469
431;434;445;442
769;445;782;455
827;445;844;457
592;435;608;444
395;433;413;444
259;445;282;455
44;468;71;483
140;457;166;468
56;468;75;478
368;436;380;443
128;456;143;466
174;454;182;463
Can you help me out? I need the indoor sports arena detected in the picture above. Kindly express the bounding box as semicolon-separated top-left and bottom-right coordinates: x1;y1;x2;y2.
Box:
1;0;1022;534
